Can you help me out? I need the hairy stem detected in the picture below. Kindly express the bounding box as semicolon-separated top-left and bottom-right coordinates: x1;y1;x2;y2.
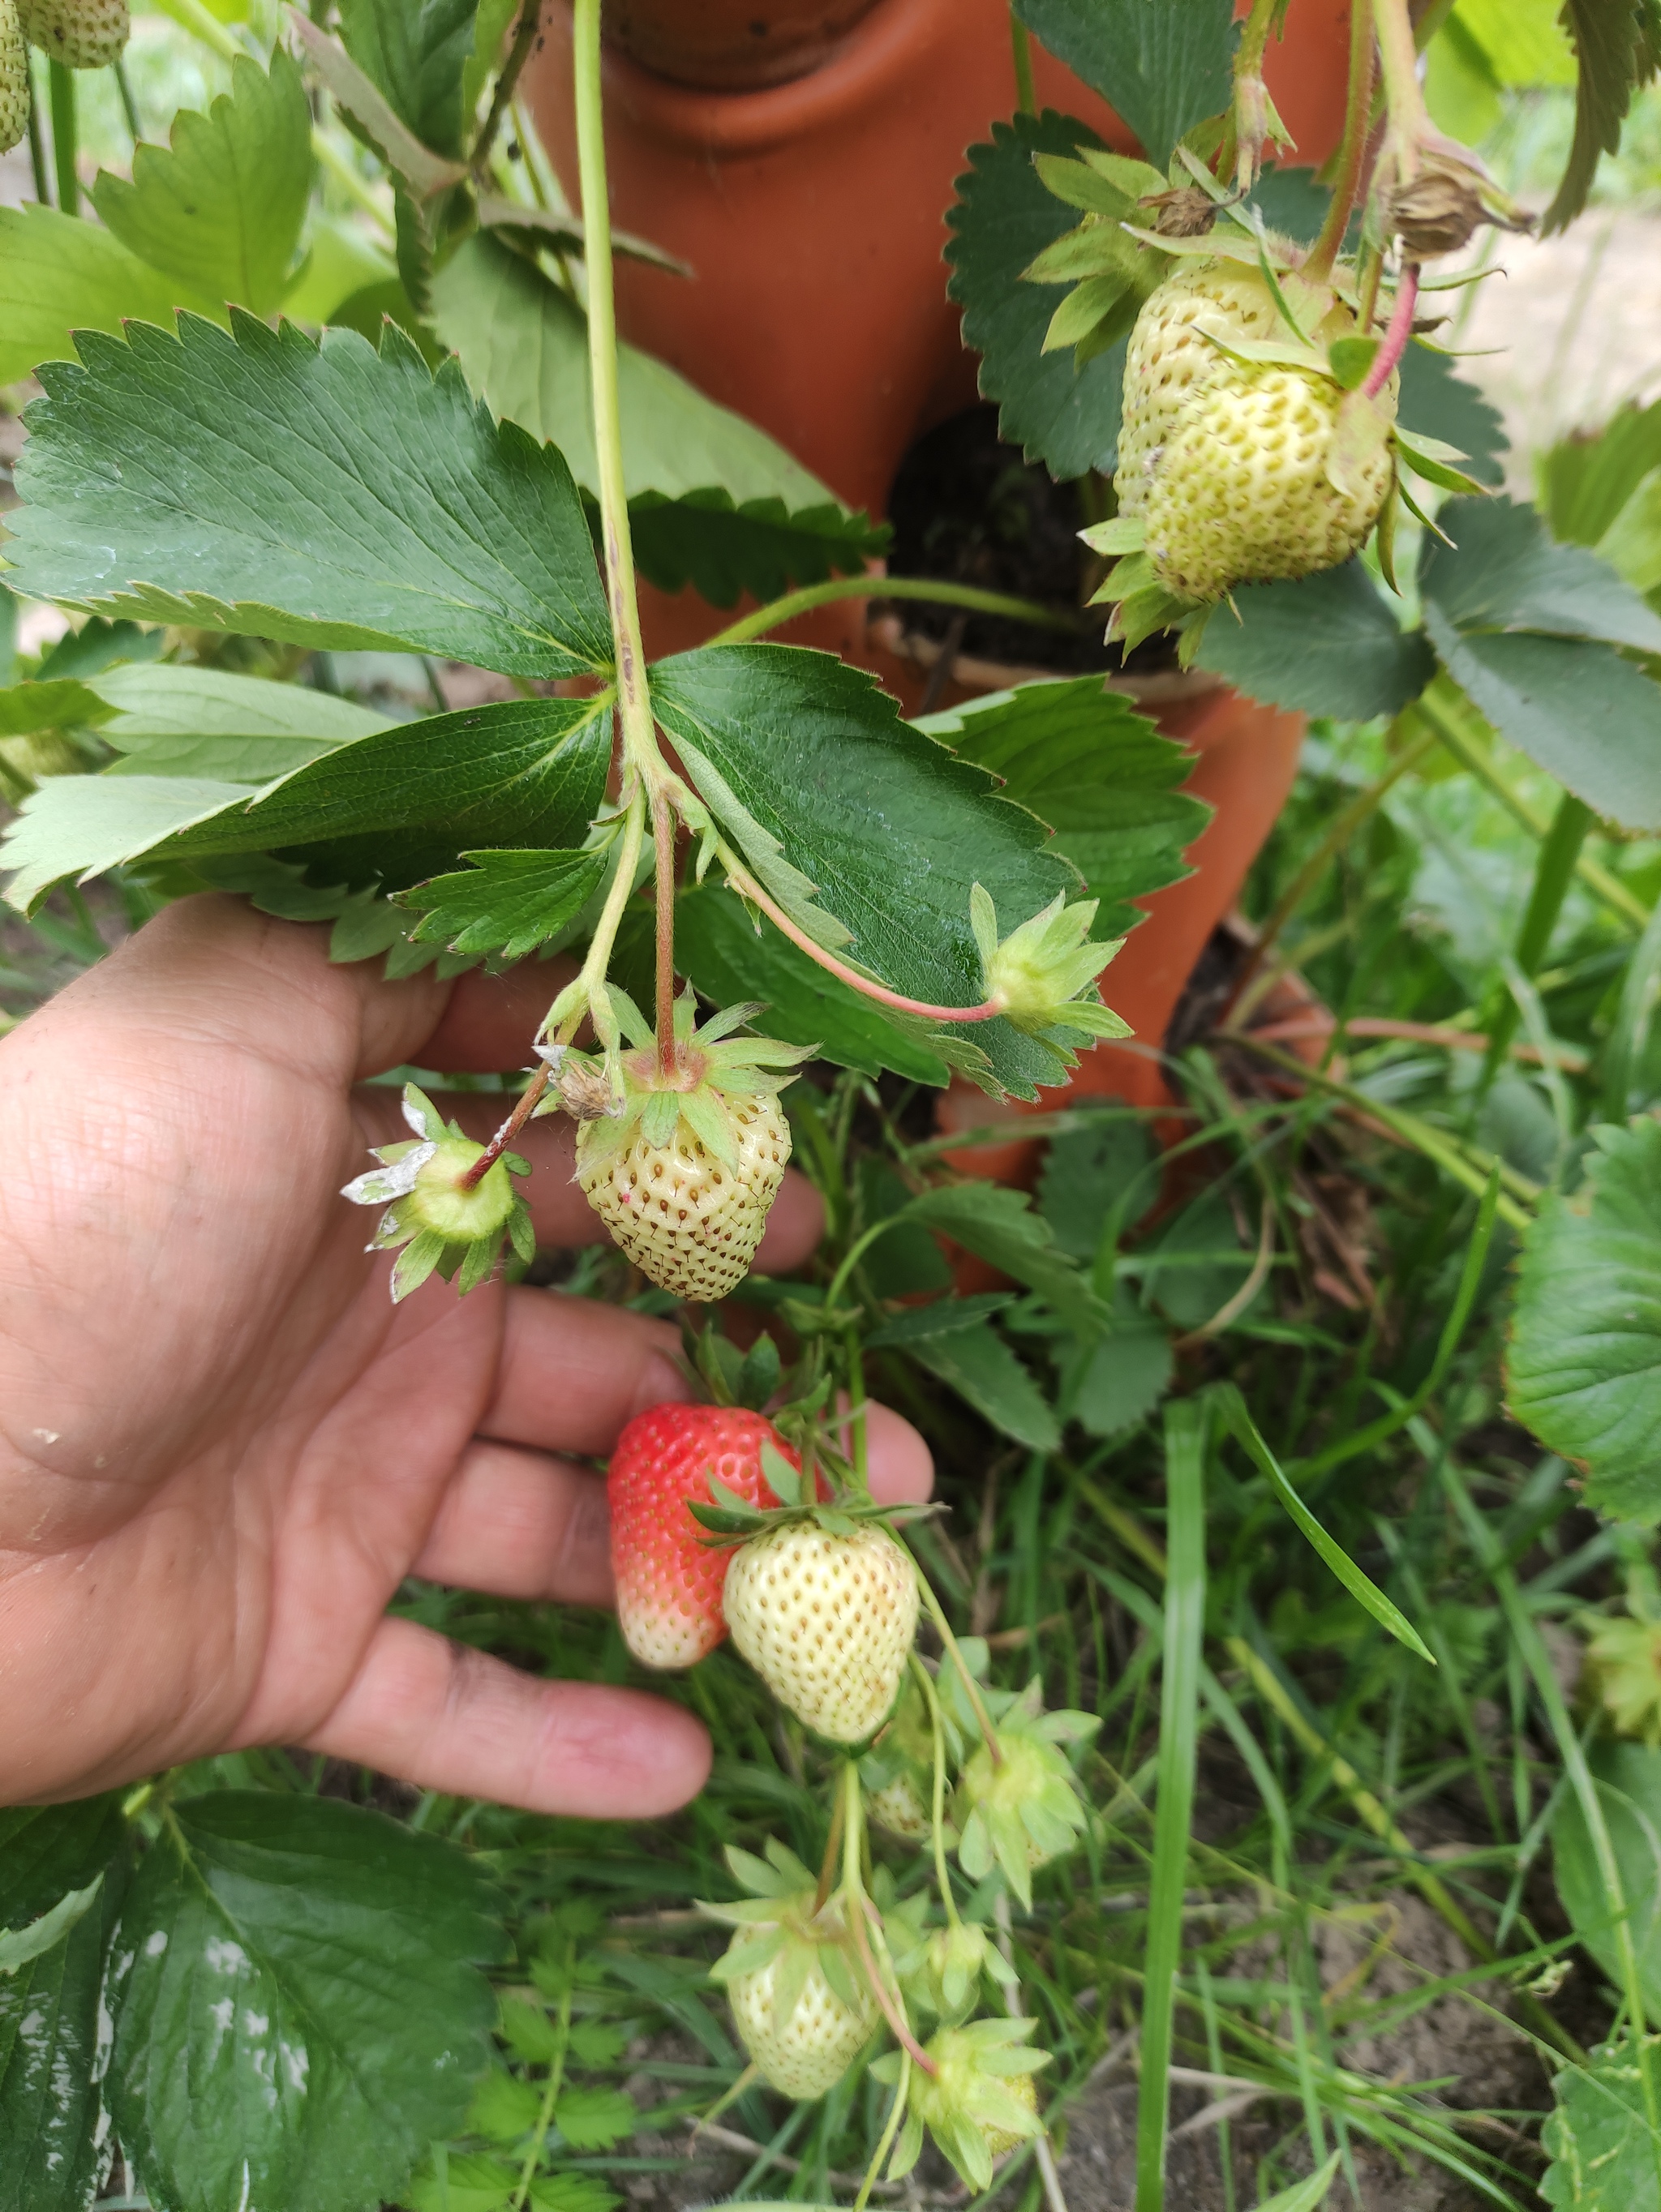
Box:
908;1563;1003;1767
474;0;543;171
706;573;1081;649
1372;0;1431;165
1362;261;1419;396
1010;9;1037;114
1305;0;1374;281
853;2047;912;2212
911;1653;962;1928
841;1763;936;2073
721;856;1006;1024
652;785;678;1073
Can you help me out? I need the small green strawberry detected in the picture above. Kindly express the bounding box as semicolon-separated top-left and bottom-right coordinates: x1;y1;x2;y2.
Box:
341;1082;533;1301
724;1520;919;1744
875;2017;1049;2191
561;988;811;1303
19;0;127;68
955;1684;1100;1908
702;1841;876;2101
0;0;28;156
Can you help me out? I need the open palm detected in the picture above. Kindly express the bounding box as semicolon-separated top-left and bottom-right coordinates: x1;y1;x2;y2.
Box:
0;897;930;1812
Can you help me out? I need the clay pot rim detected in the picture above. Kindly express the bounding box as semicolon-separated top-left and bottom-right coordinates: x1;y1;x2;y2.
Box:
867;611;1227;707
595;0;972;156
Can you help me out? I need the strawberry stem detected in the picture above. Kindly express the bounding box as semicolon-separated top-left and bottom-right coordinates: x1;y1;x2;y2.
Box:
1363;262;1419;397
841;1761;937;2074
652;785;678;1075
911;1653;964;1931
853;2046;912;2212
908;1555;1004;1769
1304;0;1374;283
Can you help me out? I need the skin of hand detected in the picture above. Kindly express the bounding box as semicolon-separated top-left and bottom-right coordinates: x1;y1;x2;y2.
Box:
0;896;934;1815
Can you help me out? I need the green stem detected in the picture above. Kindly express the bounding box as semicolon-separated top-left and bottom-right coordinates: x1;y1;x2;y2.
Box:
48;60;77;216
1478;792;1591;1092
571;0;666;798
841;1762;935;2073
910;1654;962;1930
114;57;141;142
651;784;678;1071
512;1936;575;2211
1135;1398;1208;2212
1305;0;1373;281
854;2047;912;2212
473;1;542;169
25;55;49;204
1371;0;1430;164
706;573;1081;649
908;1558;1003;1766
1010;9;1037;114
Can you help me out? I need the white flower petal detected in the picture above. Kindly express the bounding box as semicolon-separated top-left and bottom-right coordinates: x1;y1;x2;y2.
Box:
534;1042;568;1071
341;1143;435;1205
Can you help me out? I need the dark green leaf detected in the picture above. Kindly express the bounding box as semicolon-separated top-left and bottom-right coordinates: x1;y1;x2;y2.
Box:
677;882;953;1086
400;846;609;958
92;53;314;316
1422;495;1661;654
946;113;1127;481
0;1860;124;2212
428;237;886;606
650;645;1081;1100
1552;1742;1661;2012
1072;1302;1173;1438
1508;1119;1661;1519
2;695;612;910
289;12;468;203
1014;0;1236;168
1195;561;1436;720
1541;2032;1661;2212
1425;617;1661;832
33;615;163;683
917;677;1208;939
1542;0;1661;233
108;1792;501;2212
865;1293;1016;1348
0;203;210;384
902;1182;1101;1331
6;315;612;678
337;0;476;157
553;2085;637;2150
1038;1115;1157;1259
1541;397;1661;546
856;1157;953;1297
1144;1191;1263;1328
907;1322;1061;1451
1398;343;1509;488
0;1798;124;1931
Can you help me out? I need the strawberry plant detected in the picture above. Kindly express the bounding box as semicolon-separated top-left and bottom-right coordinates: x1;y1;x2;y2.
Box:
2;4;1661;2212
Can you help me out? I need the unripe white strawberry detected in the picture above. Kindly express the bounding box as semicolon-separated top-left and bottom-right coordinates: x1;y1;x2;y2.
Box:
0;0;28;155
724;1523;919;1743
877;2017;1048;2191
1114;264;1282;517
865;1772;930;1841
568;992;808;1302
19;0;127;69
727;1941;873;2099
702;1841;876;2101
1142;359;1397;601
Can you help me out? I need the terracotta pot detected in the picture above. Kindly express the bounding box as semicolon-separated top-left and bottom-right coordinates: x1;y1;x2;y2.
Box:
601;0;884;91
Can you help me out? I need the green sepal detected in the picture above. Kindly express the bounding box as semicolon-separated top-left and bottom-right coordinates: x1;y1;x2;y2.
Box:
889;2111;925;2180
390;1228;446;1299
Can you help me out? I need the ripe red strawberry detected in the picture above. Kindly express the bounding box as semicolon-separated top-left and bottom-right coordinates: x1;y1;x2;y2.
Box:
607;1404;804;1670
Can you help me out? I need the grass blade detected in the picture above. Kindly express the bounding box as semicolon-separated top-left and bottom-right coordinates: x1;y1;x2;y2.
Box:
1135;1396;1209;2212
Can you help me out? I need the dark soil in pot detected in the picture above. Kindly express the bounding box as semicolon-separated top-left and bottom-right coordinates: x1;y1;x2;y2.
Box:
881;402;1180;680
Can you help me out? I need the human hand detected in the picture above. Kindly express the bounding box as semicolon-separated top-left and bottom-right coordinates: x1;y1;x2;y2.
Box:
0;897;933;1814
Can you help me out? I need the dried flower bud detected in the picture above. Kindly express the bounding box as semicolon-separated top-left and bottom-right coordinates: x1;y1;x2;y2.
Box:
1389;145;1532;259
556;1058;621;1121
1139;185;1218;239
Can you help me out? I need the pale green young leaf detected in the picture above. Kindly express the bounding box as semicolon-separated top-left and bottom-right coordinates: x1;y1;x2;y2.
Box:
0;204;214;384
1508;1120;1661;1520
1552;1743;1661;2015
554;2086;637;2151
108;1793;500;2212
6;315;612;679
399;847;608;959
0;675;110;739
429;237;886;606
1014;0;1235;167
96;664;391;782
947;114;1127;481
2;774;254;913
1542;397;1661;547
92;53;314;316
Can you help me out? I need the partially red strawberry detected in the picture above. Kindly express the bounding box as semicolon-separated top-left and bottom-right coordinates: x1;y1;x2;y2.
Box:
607;1404;805;1670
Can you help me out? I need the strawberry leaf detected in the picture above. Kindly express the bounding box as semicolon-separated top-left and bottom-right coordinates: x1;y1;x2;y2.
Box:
1012;0;1235;169
0;204;213;385
397;847;609;960
1541;0;1661;233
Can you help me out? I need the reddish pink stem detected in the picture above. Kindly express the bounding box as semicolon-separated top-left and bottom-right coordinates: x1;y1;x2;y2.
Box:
726;865;1006;1025
1363;263;1419;399
458;1062;550;1189
852;1895;937;2075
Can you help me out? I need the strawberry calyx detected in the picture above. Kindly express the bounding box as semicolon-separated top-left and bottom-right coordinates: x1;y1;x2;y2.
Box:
688;1448;938;1550
341;1082;534;1303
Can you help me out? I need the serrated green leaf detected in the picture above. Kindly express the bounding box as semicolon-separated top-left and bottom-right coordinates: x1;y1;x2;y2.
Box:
908;1321;1061;1451
1;774;253;914
97;664;391;782
0;675;110;739
405;2149;519;2212
1423;495;1661;653
429;238;886;607
1425;615;1661;832
1553;1742;1661;2024
290;11;468;204
337;0;476;158
108;1792;501;2212
0;203;217;384
651;645;1079;1100
947;113;1128;481
1543;397;1661;547
1509;1120;1661;1518
6;315;612;679
917;677;1208;940
400;847;608;958
0;1862;122;2212
1014;0;1235;168
92;53;313;317
1398;341;1509;487
0;1798;124;1933
1195;561;1436;720
1037;1113;1156;1259
554;2086;637;2151
902;1182;1101;1331
865;1294;1015;1349
466;2064;544;2143
1072;1300;1174;1438
1541;2036;1661;2210
1542;0;1661;233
